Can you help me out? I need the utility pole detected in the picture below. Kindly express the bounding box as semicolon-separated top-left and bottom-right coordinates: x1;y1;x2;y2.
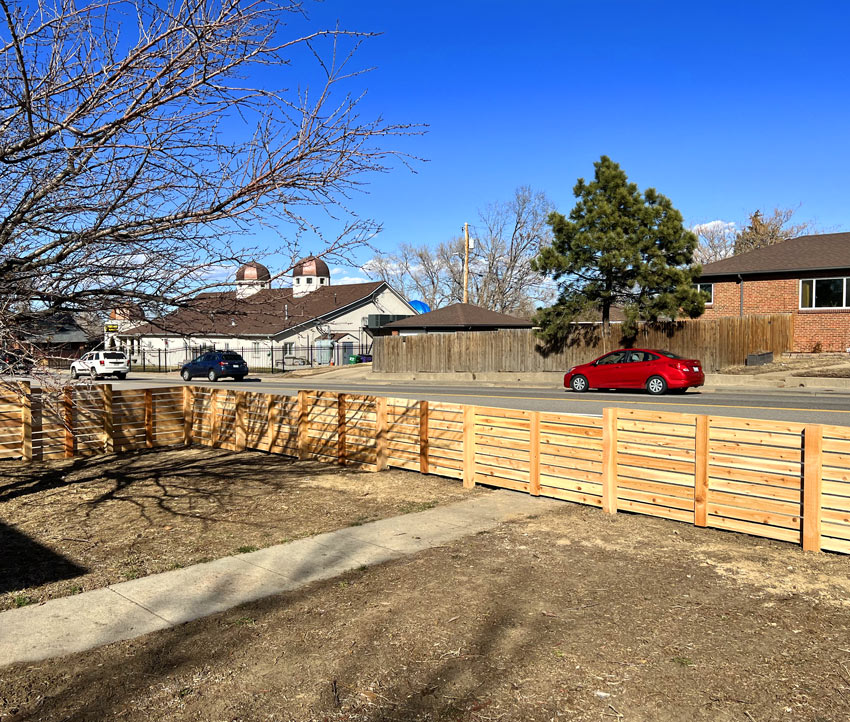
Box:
462;222;470;304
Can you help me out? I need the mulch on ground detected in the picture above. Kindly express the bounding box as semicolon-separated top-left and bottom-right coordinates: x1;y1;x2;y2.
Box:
0;447;482;610
3;498;850;721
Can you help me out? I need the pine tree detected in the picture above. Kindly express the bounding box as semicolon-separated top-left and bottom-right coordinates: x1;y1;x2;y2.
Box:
533;156;704;342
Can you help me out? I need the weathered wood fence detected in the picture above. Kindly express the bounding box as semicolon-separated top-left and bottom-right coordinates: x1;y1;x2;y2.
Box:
373;314;794;373
3;381;849;555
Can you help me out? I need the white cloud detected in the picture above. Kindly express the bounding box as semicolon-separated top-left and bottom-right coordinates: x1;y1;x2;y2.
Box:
692;220;736;236
331;267;371;285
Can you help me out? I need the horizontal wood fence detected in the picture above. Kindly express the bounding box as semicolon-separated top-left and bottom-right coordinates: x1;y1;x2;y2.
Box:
4;381;849;554
373;314;794;373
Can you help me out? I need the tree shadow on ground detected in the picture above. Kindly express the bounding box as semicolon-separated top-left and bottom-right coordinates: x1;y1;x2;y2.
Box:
0;521;86;594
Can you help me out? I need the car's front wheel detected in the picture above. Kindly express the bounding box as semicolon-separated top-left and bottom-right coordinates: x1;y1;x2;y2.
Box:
181;369;192;381
646;375;667;395
207;369;218;382
70;367;78;380
570;374;589;393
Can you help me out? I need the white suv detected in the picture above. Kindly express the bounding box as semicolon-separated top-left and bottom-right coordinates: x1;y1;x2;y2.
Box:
70;351;130;380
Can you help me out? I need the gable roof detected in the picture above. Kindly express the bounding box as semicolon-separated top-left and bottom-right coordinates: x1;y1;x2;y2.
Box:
699;232;850;278
126;282;386;337
383;303;533;330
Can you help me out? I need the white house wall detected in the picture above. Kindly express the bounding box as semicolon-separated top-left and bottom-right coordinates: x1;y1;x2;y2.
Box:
119;286;412;357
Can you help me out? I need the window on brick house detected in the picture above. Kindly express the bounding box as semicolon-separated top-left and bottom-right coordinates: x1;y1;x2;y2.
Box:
800;277;849;309
694;283;713;304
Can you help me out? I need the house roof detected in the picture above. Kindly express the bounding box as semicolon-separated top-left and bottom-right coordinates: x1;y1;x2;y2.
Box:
126;282;385;337
383;303;533;330
699;232;850;278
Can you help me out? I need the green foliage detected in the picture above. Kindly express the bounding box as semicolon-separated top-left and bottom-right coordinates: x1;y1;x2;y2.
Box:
533;156;704;341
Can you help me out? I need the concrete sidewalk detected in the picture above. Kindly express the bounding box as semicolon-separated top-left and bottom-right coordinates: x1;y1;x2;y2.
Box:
0;490;556;668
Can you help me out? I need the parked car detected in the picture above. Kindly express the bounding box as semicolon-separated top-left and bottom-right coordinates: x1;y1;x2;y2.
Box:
0;349;32;375
181;351;248;381
70;351;130;379
564;348;704;395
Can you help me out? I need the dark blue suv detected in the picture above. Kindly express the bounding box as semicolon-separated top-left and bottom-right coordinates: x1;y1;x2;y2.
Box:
181;351;248;382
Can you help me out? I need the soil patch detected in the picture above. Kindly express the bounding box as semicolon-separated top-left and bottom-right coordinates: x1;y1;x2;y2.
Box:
4;502;850;721
720;355;850;375
792;367;850;378
0;447;481;610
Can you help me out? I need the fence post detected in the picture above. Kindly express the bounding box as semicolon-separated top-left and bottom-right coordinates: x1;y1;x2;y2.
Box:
101;384;113;454
20;381;32;463
265;394;278;451
182;386;194;446
463;405;475;489
375;396;388;470
529;410;541;496
802;425;823;552
145;389;154;448
234;391;247;451
694;415;709;527
337;393;347;466
297;390;309;460
209;389;220;448
63;386;74;458
419;400;429;474
601;407;618;514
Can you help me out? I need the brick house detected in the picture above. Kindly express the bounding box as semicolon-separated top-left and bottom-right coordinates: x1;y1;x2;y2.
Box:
697;232;850;352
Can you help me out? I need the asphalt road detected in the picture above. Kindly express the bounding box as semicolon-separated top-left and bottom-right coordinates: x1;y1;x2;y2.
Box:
73;372;850;426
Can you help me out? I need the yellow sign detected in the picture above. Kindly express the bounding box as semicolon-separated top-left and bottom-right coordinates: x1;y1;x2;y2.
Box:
104;323;119;332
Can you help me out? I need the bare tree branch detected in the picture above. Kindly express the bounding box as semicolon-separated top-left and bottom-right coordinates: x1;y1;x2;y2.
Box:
0;0;420;375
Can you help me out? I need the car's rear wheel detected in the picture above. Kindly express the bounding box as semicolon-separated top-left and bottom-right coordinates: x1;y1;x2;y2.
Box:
570;374;589;393
646;375;667;395
89;366;98;380
181;369;192;381
115;372;126;380
207;369;218;382
70;367;78;380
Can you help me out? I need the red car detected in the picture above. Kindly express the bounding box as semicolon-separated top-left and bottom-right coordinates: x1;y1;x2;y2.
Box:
564;348;704;395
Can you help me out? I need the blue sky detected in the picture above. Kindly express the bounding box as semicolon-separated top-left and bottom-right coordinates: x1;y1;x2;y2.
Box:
257;1;850;281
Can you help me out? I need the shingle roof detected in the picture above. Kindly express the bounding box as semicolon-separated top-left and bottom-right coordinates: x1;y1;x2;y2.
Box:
699;232;850;277
383;303;533;330
126;282;385;337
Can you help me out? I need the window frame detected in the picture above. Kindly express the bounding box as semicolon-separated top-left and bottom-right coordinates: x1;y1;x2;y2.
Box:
800;276;849;309
694;282;713;305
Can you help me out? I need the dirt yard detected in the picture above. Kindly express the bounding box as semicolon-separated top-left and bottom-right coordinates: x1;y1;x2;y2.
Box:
0;447;481;610
721;354;850;376
4;493;850;721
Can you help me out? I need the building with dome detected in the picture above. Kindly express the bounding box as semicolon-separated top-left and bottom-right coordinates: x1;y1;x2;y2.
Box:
115;257;415;369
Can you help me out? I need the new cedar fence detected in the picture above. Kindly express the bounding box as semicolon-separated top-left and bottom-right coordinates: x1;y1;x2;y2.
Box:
3;382;849;555
372;314;794;373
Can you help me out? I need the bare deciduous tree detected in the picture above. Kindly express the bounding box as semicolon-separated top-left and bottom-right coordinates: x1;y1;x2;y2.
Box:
0;0;416;373
366;187;554;315
733;207;813;255
693;220;736;264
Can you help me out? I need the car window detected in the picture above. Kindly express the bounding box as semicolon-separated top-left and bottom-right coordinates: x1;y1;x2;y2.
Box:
596;351;627;365
104;352;125;360
222;352;243;361
626;351;647;363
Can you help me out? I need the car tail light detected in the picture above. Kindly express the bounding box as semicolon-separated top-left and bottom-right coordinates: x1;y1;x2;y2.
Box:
100;359;105;365
219;361;226;366
670;361;688;371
